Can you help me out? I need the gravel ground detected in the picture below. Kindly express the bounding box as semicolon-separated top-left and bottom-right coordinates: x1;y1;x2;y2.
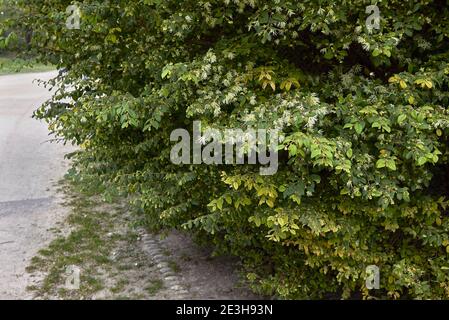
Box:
141;229;260;300
25;187;261;300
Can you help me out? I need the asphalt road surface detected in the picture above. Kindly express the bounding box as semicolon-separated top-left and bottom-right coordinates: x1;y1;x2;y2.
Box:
0;71;73;299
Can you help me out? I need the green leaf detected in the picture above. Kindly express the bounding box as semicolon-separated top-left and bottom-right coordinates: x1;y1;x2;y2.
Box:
354;122;365;134
372;48;382;57
397;114;407;125
346;149;353;158
376;159;386;169
417;156;427;166
311;147;321;159
386;159;397;171
324;51;333;60
161;67;171;79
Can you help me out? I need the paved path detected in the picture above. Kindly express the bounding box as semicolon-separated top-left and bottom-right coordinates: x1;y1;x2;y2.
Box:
0;71;72;299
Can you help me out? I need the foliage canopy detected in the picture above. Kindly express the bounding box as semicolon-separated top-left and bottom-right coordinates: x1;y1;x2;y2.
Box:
5;0;449;299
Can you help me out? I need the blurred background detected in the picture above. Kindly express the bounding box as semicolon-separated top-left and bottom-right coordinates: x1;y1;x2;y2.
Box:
0;0;53;75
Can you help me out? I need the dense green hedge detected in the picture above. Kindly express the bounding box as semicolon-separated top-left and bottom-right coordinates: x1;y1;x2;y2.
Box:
7;0;449;299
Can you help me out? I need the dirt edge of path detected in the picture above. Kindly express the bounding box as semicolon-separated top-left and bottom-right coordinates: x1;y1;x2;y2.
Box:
26;180;260;300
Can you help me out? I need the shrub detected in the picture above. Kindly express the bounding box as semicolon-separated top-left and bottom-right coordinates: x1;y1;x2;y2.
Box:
8;0;449;299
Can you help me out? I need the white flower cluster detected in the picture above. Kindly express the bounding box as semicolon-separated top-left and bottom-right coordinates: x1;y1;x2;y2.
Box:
307;93;320;106
204;51;217;64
